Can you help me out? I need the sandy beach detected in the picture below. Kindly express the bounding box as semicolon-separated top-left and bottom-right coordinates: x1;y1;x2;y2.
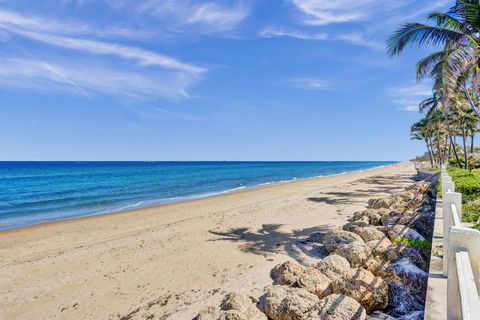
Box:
0;162;417;320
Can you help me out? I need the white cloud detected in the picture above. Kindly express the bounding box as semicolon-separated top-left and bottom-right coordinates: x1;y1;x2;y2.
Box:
259;26;327;40
0;58;197;99
0;9;150;39
291;0;376;25
387;83;432;112
0;9;205;99
130;106;206;121
290;78;331;90
139;0;248;33
259;27;382;50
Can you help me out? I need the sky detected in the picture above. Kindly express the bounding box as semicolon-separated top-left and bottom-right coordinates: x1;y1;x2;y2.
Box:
0;0;452;161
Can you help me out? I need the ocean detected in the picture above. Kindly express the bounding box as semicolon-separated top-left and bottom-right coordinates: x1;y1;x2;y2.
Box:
0;161;396;230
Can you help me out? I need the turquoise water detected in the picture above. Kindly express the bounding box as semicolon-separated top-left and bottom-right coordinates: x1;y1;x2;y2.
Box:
0;161;396;230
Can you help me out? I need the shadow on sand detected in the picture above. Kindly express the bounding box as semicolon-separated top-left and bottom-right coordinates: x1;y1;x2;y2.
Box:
209;224;335;264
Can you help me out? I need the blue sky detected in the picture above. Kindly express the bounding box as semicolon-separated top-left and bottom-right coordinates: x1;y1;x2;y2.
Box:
0;0;451;161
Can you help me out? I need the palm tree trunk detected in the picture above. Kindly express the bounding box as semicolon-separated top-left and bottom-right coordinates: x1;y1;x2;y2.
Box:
445;112;463;168
436;130;443;165
428;137;436;166
471;132;475;153
462;124;469;170
425;139;434;166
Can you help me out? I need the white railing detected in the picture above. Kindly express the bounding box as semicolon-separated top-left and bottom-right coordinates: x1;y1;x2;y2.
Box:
440;165;480;319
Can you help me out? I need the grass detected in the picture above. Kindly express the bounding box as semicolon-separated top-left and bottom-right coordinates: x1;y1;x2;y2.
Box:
462;201;480;223
442;168;480;230
393;238;432;252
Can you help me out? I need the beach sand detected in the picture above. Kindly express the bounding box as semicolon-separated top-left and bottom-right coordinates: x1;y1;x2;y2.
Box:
0;162;417;320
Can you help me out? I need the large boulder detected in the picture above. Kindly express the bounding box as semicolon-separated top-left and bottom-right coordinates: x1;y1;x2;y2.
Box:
259;286;318;320
333;242;372;267
313;254;351;281
271;260;306;285
367;197;395;210
384;258;429;317
296;268;332;299
351;209;389;225
219;293;267;320
397;191;416;202
323;230;365;253
304;294;367;320
348;226;387;242
384;225;426;241
271;261;331;298
384;244;428;271
332;268;389;314
366;238;392;257
194;293;267;320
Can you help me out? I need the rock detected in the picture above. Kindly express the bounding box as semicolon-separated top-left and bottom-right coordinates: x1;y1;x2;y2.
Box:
304;294;367;320
366;238;392;257
368;197;395;210
381;214;400;226
296;268;332;299
323;230;365;253
333;242;372;267
259;285;318;320
194;293;267;320
397;192;416;202
385;225;426;241
384;258;429;316
271;261;332;298
384;244;428;271
332;268;389;313
313;254;351;281
307;232;328;243
271;261;305;285
350;226;387;242
343;221;370;231
219;293;267;320
367;311;396;319
351;209;385;225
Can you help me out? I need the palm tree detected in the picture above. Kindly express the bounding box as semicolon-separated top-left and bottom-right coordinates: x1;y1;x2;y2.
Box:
418;91;464;167
387;0;480;118
411;118;435;166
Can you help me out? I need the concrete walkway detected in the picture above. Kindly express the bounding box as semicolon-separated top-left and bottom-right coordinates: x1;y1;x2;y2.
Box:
424;197;447;320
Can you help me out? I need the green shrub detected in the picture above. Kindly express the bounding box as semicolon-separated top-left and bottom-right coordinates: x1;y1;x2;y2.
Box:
462;201;480;223
393;238;432;251
473;223;480;231
446;168;480;202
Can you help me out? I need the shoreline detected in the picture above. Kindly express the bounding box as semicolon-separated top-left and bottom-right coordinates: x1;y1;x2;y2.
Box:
0;161;415;320
0;162;400;233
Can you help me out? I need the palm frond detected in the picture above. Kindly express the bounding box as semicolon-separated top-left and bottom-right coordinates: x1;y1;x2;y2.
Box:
387;23;467;56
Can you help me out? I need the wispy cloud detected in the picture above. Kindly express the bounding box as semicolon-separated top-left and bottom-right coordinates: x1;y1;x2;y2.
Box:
259;26;327;40
0;58;197;99
130;106;207;121
0;9;151;39
259;26;382;50
0;9;205;99
289;78;331;90
139;0;248;33
291;0;376;26
387;83;432;112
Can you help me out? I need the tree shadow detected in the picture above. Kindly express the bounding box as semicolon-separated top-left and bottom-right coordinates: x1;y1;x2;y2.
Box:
209;224;334;265
306;173;420;206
